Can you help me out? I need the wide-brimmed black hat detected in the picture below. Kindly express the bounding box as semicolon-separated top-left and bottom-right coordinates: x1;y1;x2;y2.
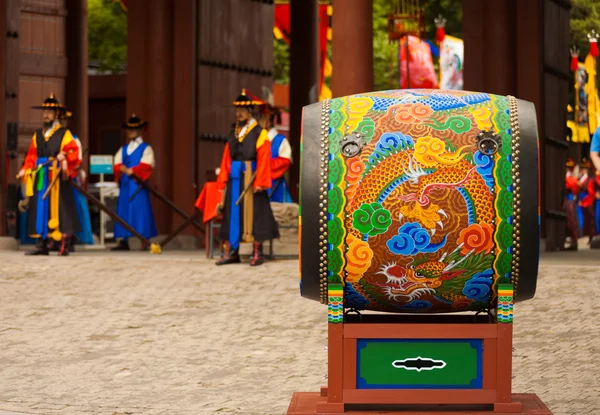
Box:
32;93;62;110
122;113;148;129
233;89;263;107
259;103;282;124
57;104;72;120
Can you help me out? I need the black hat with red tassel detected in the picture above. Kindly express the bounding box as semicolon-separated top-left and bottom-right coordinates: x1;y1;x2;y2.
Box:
570;46;580;72
435;14;446;44
588;30;599;58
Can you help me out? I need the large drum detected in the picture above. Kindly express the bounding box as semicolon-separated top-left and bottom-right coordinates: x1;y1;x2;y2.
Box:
300;90;539;313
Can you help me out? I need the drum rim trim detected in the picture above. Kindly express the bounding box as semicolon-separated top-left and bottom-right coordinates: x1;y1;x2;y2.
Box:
319;99;331;304
507;95;521;298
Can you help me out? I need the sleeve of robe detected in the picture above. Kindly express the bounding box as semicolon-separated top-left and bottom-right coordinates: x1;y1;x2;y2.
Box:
270;137;292;179
216;143;232;191
131;144;155;181
21;134;38;172
581;179;596;207
60;130;81;173
254;129;272;190
113;146;123;183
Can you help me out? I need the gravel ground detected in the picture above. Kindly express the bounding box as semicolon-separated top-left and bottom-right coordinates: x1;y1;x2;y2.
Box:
0;247;598;415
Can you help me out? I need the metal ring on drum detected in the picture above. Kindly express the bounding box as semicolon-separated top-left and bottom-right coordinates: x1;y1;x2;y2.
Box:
299;89;539;314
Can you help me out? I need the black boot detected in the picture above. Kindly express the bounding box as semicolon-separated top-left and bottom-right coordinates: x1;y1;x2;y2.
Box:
58;236;70;257
250;242;265;266
111;239;130;251
25;239;49;256
68;237;76;253
48;239;59;252
216;243;241;265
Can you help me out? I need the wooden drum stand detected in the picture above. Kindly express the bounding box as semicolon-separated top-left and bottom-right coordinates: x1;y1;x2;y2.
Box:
287;284;552;415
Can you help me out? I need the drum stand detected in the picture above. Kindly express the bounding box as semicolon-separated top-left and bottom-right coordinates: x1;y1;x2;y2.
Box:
287;284;552;415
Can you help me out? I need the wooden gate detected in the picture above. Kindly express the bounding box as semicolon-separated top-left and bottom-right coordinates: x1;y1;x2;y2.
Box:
17;0;69;166
1;0;68;236
463;0;571;251
541;0;571;251
194;0;274;191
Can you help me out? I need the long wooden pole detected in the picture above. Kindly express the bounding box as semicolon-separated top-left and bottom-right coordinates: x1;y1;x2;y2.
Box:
129;174;205;234
235;171;257;205
70;180;155;248
159;210;200;249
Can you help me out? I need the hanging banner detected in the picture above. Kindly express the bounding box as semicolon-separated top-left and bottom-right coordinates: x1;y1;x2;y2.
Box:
584;53;600;135
274;4;291;43
399;36;438;89
574;61;591;143
439;35;464;90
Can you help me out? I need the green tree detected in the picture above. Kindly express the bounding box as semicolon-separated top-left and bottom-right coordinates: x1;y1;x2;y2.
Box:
88;0;128;74
571;0;600;58
274;39;290;85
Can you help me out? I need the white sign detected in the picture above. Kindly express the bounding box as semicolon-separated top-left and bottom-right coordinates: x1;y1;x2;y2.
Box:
90;155;114;175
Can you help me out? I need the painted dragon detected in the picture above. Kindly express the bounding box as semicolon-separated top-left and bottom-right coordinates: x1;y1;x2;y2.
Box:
344;135;497;311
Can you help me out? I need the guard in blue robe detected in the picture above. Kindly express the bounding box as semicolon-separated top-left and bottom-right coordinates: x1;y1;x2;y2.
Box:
59;109;94;248
111;114;157;251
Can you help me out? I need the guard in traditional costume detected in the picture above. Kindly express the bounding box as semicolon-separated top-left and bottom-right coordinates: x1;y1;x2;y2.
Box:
112;114;157;251
564;158;579;250
258;104;293;203
59;109;94;248
579;159;595;244
216;89;279;266
17;94;81;256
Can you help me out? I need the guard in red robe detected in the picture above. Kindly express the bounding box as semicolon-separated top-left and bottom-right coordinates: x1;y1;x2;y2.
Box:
216;89;279;266
17;94;81;256
564;158;579;250
579;159;595;244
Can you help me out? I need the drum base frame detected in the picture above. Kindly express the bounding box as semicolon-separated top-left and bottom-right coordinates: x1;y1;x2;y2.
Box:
287;284;552;415
287;391;552;415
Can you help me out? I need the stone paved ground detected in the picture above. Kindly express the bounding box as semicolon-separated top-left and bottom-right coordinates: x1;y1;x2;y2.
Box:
0;247;598;415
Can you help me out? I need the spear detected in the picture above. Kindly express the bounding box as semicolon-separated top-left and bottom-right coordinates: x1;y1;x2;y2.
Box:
128;174;205;234
42;165;62;200
70;179;161;254
235;171;257;206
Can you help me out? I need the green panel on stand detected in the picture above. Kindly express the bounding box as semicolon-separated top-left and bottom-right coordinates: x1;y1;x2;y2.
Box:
357;339;483;389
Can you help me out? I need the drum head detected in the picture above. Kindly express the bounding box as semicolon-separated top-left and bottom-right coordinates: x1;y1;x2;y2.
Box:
300;91;539;312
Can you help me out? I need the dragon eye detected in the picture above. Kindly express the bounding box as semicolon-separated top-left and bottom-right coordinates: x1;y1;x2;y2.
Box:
415;272;423;277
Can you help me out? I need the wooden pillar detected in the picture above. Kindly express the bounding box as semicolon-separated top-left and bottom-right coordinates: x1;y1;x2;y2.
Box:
331;0;373;97
461;0;484;92
172;0;197;230
126;0;147;118
66;0;89;168
463;0;517;95
147;0;174;234
289;0;319;202
127;0;174;234
0;0;6;236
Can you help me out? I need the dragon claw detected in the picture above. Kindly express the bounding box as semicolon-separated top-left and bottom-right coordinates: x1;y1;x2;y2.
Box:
437;209;448;218
436;221;444;230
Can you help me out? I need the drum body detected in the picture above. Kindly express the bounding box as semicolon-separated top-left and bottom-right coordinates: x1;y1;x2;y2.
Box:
300;90;539;313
